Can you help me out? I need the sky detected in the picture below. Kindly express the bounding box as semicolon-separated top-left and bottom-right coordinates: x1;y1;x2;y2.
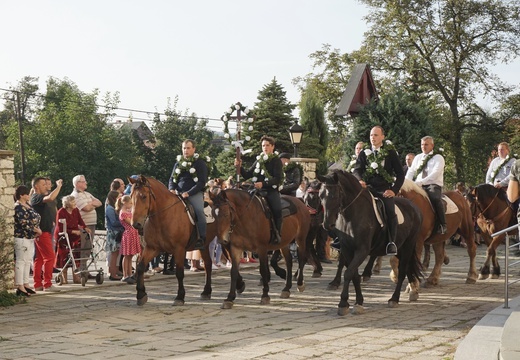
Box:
1;0;519;133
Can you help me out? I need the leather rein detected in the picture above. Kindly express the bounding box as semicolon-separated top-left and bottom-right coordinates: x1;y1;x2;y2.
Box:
475;190;512;224
137;183;184;220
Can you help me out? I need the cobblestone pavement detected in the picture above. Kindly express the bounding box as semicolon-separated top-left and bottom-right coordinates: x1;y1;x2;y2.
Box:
1;245;519;360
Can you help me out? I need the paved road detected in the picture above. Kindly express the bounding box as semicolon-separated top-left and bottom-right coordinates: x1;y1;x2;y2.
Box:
1;245;519;360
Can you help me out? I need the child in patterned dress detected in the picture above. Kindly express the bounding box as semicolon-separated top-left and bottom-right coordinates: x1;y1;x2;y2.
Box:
116;195;141;284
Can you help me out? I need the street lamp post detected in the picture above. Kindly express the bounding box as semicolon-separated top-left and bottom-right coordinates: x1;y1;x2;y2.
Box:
288;121;304;158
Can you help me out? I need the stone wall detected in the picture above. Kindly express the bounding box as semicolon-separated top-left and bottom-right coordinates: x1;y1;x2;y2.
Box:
0;150;15;290
291;157;319;180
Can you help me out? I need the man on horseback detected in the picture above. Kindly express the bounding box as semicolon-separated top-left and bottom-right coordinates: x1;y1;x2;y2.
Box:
168;139;207;250
486;142;515;189
353;126;404;255
234;135;283;245
405;136;447;234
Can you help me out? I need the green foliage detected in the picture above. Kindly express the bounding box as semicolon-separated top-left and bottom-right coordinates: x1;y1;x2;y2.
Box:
351;88;436;163
215;149;238;180
243;78;296;160
0;214;13;292
0;291;25;307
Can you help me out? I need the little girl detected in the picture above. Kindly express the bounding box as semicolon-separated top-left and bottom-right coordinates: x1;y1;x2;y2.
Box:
116;195;141;284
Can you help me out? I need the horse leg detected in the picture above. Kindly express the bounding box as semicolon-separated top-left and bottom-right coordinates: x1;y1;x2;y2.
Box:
306;225;323;278
135;247;157;306
270;249;286;280
389;255;399;283
491;238;502;279
422;244;431;270
328;252;345;290
199;244;212;300
280;246;293;298
424;242;444;287
350;271;365;315
259;252;271;305
372;256;383;274
222;246;241;309
479;245;494;280
388;259;407;308
338;252;365;316
173;251;186;306
461;223;478;284
296;237;306;292
361;255;377;282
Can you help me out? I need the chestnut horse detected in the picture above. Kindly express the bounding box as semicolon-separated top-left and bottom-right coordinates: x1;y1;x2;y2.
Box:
211;188;311;309
399;180;478;286
467;184;517;279
129;175;217;306
318;170;423;316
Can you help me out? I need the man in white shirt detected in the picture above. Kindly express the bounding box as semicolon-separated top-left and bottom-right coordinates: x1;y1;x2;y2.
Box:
71;174;102;271
405;136;447;234
486;142;515;188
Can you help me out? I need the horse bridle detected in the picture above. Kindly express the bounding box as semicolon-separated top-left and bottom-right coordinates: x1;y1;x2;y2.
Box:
305;188;323;215
324;183;365;214
213;195;237;237
136;183;183;219
474;189;512;224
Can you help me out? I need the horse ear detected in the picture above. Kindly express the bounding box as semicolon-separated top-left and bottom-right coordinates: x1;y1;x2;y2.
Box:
331;172;339;183
316;174;327;183
128;176;136;184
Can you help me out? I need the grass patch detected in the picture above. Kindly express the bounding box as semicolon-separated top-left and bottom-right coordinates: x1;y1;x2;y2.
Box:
0;291;26;307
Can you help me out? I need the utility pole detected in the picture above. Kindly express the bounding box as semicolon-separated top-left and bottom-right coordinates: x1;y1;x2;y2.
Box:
15;92;26;185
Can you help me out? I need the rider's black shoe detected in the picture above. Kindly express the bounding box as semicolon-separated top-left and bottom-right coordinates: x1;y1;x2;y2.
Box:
331;238;341;250
438;224;447;234
386;242;397;256
193;236;205;250
270;230;281;245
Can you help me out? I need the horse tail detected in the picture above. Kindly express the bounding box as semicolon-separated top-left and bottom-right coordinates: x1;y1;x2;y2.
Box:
407;249;424;284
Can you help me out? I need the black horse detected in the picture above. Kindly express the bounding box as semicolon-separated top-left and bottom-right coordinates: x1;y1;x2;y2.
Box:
317;170;423;316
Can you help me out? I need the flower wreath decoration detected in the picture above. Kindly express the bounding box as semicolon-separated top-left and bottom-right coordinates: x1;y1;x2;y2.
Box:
171;153;211;184
251;152;282;189
221;102;255;145
362;140;397;184
490;154;516;183
413;147;444;181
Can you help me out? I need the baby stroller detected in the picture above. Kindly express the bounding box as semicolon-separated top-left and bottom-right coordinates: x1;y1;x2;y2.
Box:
54;218;104;286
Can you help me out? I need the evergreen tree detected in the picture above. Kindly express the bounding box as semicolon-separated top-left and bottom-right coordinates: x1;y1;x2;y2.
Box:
243;78;296;165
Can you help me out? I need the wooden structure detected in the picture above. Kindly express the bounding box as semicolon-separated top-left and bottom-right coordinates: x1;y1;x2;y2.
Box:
335;63;378;117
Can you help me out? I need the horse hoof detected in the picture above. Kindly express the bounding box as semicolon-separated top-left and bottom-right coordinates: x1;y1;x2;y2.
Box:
237;282;246;294
443;256;450;265
389;271;398;284
137;295;148;306
351;304;364;315
260;297;270;305
373;269;380;275
404;284;411;294
173;299;185;306
200;293;211;300
327;284;339;291
312;271;322;278
409;291;419;302
491;274;500;279
466;277;477;284
338;307;349;316
362;276;371;283
297;284;305;292
221;301;233;309
280;290;290;299
388;301;399;308
478;274;489;280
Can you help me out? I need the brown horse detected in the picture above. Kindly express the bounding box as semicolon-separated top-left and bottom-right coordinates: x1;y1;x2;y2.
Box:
467;184;517;279
399;179;478;286
129;175;217;306
211;188;311;309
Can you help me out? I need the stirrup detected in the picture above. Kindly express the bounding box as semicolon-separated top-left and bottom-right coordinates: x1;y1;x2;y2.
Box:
386;242;397;256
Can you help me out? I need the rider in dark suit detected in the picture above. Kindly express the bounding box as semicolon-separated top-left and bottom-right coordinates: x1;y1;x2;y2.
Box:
353;126;404;255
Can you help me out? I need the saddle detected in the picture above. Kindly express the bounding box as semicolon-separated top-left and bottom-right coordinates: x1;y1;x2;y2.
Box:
179;197;214;250
367;192;404;227
250;191;298;243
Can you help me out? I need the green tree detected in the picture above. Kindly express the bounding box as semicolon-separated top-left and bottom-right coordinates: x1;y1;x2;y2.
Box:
357;0;520;181
299;82;328;174
243;78;296;163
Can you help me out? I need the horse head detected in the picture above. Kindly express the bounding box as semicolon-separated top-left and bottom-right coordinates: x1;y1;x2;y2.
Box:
128;175;154;233
304;180;323;215
211;189;236;245
317;172;342;231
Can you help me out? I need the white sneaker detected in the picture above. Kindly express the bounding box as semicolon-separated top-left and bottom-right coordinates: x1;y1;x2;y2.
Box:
216;262;224;268
212;264;218;270
226;262;232;268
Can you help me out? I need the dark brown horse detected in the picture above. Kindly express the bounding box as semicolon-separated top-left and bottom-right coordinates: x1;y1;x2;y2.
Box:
129;175;217;306
318;170;423;316
302;181;327;277
211;188;311;309
399;180;478;285
467;184;517;279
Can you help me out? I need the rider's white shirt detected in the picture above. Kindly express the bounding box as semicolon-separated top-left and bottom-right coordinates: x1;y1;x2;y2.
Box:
405;151;445;187
486;156;515;187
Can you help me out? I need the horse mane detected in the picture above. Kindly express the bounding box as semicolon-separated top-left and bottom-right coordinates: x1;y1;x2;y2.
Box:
400;179;429;200
330;169;362;191
476;183;508;202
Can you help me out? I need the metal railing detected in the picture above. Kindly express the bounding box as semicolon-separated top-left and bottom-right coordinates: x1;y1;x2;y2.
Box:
491;224;520;309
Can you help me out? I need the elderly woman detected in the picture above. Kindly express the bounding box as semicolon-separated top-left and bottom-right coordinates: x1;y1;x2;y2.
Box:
14;185;42;296
54;195;90;284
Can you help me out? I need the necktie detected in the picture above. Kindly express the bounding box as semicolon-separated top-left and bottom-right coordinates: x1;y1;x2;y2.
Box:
422;156;428;178
374;150;378;157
